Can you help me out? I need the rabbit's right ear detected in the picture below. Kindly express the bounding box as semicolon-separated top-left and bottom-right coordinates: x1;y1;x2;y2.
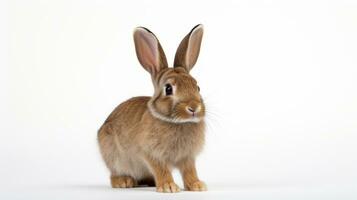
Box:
174;24;204;72
133;27;168;76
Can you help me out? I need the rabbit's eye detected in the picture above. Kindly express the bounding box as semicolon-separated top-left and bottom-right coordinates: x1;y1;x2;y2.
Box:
165;84;173;95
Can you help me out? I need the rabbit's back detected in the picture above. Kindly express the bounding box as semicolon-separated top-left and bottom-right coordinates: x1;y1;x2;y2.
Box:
98;96;151;149
104;96;150;125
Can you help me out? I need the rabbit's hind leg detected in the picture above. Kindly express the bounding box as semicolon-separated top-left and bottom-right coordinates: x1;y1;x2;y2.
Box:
111;175;137;188
109;156;139;188
98;125;137;188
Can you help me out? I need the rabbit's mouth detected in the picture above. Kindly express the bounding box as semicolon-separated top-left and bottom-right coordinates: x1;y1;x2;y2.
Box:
148;103;203;124
172;116;202;123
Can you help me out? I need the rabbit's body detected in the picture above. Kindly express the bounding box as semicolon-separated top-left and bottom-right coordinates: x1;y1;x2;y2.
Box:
98;25;207;193
98;96;205;180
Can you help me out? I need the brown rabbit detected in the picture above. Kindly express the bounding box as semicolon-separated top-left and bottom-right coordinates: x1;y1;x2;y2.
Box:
98;25;206;193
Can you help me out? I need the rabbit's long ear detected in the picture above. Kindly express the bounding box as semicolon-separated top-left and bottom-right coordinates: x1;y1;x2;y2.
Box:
133;27;168;76
174;24;204;72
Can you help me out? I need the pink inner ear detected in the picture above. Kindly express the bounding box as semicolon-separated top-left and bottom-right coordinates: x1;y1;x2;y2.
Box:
185;26;203;69
135;30;160;74
142;35;159;69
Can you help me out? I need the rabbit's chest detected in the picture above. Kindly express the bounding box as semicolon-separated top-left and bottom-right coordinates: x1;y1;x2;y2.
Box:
146;127;205;163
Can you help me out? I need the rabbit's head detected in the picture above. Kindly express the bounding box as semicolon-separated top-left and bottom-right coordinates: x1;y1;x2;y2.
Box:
133;25;205;123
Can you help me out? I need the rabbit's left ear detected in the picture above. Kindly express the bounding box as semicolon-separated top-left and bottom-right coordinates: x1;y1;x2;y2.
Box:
133;27;168;76
174;24;204;72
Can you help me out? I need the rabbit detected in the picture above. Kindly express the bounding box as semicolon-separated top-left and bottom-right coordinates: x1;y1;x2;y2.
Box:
97;24;206;193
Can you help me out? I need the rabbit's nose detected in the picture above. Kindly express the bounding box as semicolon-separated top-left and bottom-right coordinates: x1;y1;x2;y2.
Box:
186;105;201;115
187;107;195;113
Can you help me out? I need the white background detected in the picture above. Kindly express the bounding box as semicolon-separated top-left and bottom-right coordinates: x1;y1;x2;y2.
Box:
1;0;357;199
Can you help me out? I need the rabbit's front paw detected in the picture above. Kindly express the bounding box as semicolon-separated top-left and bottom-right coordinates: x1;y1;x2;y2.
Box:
156;181;180;193
185;181;207;191
111;176;136;188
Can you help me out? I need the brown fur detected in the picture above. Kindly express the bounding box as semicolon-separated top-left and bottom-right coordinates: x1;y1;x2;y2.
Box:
98;25;206;193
